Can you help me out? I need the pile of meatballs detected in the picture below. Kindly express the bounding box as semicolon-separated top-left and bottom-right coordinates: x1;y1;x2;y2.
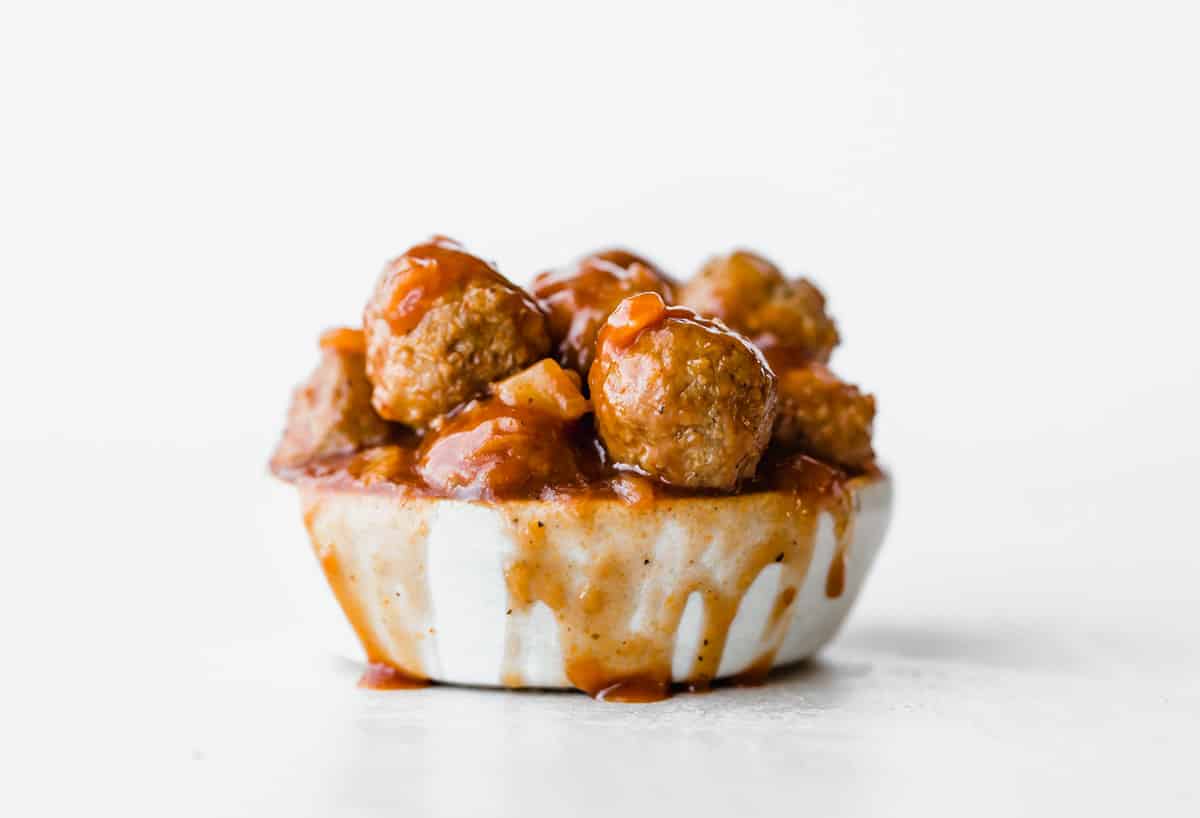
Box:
272;237;876;498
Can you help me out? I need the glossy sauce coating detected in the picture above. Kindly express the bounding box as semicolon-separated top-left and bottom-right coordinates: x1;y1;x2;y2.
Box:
590;293;778;491
417;399;584;500
532;250;675;377
362;237;551;426
319;326;368;355
373;236;537;335
593;290;672;352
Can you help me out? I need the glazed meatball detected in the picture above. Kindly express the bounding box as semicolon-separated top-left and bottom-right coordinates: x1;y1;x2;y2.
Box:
588;292;777;490
271;328;395;470
418;398;581;500
418;358;589;498
589;248;671;276
363;237;551;427
532;248;675;377
678;250;839;363
773;362;876;471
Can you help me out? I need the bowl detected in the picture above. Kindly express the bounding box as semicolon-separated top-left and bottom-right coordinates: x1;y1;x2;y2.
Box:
296;469;892;700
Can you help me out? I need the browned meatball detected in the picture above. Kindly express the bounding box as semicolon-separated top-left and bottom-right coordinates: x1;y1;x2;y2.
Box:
532;248;675;377
417;398;581;500
589;248;671;276
588;292;777;490
774;362;876;471
363;237;551;427
271;328;395;471
679;250;839;363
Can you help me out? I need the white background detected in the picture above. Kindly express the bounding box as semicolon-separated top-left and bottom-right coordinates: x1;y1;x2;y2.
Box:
2;1;1198;815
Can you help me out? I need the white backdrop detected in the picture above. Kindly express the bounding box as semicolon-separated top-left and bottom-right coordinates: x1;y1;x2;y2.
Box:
2;1;1198;816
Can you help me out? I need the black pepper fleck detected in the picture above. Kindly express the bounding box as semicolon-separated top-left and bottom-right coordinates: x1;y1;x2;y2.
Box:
775;553;784;562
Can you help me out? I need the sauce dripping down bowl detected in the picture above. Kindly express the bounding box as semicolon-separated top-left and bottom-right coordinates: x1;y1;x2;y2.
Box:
295;467;892;700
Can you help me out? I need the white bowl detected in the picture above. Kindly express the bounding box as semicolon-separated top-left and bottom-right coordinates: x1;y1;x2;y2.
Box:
297;472;892;699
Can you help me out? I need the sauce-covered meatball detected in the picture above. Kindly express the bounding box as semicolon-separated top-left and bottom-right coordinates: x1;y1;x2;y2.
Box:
271;328;394;470
532;249;675;377
418;358;590;499
678;250;839;363
773;363;875;471
363;237;551;427
588;292;777;490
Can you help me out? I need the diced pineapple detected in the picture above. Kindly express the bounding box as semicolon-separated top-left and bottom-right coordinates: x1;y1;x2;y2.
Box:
492;359;591;421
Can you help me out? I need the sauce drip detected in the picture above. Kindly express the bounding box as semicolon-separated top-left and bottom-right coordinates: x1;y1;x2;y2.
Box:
307;505;389;665
358;662;430;690
305;494;435;684
490;454;857;701
594;678;672;704
770;452;855;601
594;292;745;360
595;291;669;353
826;550;847;598
319;326;367;355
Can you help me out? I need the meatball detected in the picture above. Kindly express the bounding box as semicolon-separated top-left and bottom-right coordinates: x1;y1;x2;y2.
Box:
678;249;839;363
363;237;551;427
418;398;581;500
588;292;777;490
271;328;394;470
773;362;876;471
532;248;675;377
589;248;671;277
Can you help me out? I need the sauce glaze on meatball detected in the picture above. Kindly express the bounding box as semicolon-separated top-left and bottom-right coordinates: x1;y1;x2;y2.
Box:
588;292;777;491
417;358;591;499
679;250;839;364
363;237;550;427
532;249;675;378
418;399;581;500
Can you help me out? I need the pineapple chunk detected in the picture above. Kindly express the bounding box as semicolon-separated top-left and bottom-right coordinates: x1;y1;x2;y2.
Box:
492;359;591;422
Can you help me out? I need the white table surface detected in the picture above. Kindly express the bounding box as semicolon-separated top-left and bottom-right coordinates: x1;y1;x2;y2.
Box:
7;440;1199;817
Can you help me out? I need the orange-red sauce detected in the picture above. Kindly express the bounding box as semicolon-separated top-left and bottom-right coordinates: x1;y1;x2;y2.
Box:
319;326;367;355
358;662;430;690
532;253;674;375
373;236;542;336
594;292;743;358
